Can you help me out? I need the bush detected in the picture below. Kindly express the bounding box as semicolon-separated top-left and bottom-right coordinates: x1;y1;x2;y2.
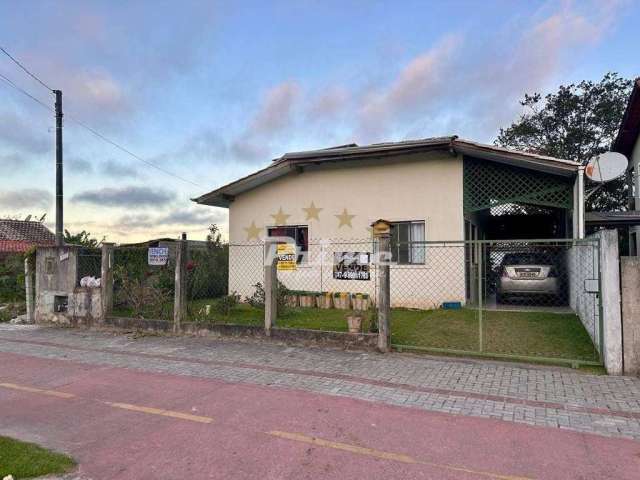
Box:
214;293;238;316
0;254;26;303
245;281;291;313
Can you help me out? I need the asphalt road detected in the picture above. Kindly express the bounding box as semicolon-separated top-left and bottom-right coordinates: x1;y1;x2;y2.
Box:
1;350;639;480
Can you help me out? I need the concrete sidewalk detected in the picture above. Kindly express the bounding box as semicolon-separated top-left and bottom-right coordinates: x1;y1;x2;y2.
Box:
1;324;639;440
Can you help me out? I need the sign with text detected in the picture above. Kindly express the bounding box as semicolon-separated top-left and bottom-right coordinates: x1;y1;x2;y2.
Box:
276;243;297;271
333;252;370;280
148;247;169;266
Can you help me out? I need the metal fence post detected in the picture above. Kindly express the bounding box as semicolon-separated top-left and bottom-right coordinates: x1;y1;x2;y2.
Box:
24;256;34;323
173;236;188;332
100;242;115;321
373;221;391;353
478;241;484;353
264;242;277;335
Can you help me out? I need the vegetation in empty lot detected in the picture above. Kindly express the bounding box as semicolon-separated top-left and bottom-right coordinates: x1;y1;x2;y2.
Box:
0;436;75;479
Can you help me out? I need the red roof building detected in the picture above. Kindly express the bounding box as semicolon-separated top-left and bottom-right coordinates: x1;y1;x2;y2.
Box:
0;219;55;254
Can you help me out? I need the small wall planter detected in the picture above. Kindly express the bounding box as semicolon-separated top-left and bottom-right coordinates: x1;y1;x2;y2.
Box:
299;292;317;308
333;292;351;310
351;293;370;311
316;292;333;309
284;294;299;308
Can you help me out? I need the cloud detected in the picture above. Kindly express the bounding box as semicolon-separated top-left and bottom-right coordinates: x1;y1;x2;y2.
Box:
356;35;462;141
72;186;175;207
307;86;350;120
100;159;138;178
67;156;94;174
0;111;51;154
249;82;301;136
159;207;227;226
0;188;53;210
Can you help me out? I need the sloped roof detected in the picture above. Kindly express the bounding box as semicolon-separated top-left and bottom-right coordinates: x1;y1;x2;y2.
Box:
0;219;55;252
613;78;640;158
193;136;580;208
585;210;640;227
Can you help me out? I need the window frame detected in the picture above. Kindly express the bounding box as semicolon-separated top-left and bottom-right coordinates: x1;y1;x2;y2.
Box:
267;224;309;264
388;220;426;265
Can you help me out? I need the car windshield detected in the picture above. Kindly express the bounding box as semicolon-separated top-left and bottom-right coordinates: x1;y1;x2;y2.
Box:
502;253;553;266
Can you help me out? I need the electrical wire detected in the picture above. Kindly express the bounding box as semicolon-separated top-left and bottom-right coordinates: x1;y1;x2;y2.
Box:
0;46;53;91
65;113;204;188
0;71;53;111
0;46;204;190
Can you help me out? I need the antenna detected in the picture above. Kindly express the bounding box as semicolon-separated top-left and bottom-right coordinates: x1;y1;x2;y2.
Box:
584;151;628;200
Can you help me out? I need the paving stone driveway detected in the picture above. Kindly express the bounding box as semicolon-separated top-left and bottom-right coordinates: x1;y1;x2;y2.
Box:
1;324;640;441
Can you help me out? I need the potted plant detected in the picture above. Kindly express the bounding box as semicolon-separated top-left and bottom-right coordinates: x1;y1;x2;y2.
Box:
346;310;365;333
316;292;332;309
351;293;370;311
298;290;316;308
333;292;351;310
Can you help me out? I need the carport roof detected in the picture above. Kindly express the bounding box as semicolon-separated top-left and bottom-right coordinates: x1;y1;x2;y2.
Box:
193;136;580;208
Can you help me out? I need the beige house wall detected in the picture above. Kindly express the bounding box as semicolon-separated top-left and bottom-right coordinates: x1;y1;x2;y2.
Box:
227;151;465;308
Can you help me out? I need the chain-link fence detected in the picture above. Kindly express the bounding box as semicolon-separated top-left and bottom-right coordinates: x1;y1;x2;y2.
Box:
273;238;378;333
112;246;175;321
76;248;102;286
186;242;263;326
389;239;602;365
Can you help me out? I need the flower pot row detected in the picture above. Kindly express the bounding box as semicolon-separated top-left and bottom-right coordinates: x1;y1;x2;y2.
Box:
283;291;371;310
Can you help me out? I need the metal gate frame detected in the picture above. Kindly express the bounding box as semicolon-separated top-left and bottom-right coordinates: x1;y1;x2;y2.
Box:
391;238;604;368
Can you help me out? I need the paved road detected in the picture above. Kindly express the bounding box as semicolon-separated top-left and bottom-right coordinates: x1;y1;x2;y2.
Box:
1;326;640;479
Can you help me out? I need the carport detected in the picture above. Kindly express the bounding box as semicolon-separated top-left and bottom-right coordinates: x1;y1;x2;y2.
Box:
454;142;584;311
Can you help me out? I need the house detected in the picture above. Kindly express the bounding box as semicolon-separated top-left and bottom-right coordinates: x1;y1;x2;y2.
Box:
193;136;587;308
0;218;55;259
611;77;640;256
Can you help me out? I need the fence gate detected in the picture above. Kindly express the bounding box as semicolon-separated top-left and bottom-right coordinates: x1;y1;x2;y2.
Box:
390;239;603;367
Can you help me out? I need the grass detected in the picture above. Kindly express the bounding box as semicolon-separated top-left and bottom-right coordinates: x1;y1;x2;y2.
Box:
390;308;599;362
0;436;76;479
116;296;599;364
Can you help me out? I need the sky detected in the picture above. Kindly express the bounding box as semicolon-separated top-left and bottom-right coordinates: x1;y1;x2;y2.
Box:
0;0;638;243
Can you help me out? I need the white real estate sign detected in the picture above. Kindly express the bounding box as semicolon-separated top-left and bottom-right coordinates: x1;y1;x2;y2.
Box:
148;247;169;266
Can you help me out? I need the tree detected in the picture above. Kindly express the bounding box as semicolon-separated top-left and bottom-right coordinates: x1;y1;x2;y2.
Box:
496;73;634;211
63;229;103;248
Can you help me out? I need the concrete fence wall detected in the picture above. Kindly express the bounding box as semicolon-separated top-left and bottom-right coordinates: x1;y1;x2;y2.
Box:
621;256;640;376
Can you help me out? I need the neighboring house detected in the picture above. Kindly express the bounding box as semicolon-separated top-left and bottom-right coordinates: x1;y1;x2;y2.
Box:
194;136;586;306
0;218;55;259
612;77;640;256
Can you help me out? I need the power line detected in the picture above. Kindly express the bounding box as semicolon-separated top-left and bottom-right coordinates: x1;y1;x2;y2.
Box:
0;46;53;91
0;54;204;190
0;71;53;111
65;113;204;188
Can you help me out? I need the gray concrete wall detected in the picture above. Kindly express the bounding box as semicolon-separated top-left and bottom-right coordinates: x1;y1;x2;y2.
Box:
35;246;102;325
596;230;623;375
621;257;640;376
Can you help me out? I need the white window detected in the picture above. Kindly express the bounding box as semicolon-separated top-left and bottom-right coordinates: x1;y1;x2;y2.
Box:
390;221;425;264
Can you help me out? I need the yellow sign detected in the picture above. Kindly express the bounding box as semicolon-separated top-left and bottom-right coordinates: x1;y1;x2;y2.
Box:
276;243;297;271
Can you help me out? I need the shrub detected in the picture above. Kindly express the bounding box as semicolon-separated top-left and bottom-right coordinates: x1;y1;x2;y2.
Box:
245;281;291;313
214;293;238;316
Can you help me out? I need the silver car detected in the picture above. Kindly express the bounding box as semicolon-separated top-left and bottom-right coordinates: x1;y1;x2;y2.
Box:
497;253;560;303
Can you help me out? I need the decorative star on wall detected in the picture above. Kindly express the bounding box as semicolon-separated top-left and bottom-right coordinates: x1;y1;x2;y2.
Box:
302;201;323;221
270;207;291;226
244;221;262;241
335;208;355;228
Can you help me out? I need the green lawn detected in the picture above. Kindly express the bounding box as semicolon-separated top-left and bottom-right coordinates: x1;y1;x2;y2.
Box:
0;436;76;479
390;308;599;362
117;296;599;364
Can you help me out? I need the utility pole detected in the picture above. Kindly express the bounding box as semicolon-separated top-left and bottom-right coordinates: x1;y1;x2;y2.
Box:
54;89;63;246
